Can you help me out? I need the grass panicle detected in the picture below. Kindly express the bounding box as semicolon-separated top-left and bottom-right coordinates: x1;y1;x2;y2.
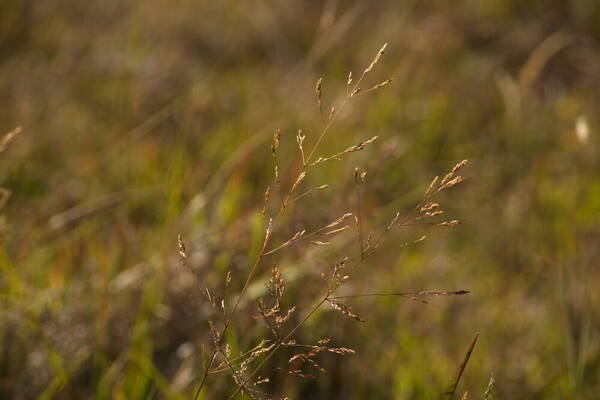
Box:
188;43;472;400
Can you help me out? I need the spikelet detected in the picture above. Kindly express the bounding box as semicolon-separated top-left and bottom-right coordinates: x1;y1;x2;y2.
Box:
296;130;306;164
261;186;270;217
348;136;378;152
265;217;274;240
274;306;295;326
364;43;388;74
369;78;392;90
177;234;188;269
359;78;393;96
420;202;440;212
274;164;280;188
438;220;462;227
266;266;284;302
291;229;306;241
414;235;427;243
0;127;22;153
354;167;367;184
271;128;280;156
396;235;428;249
484;376;496;400
416;289;470;296
239;340;276;374
309;136;379;166
451;159;468;174
255;377;269;385
326;347;355;355
437;160;468;191
315;77;323;116
290;171;306;194
324;224;350;236
272;128;281;189
440;172;455;187
208;320;220;347
438;176;465;192
425;176;439;196
325;212;353;229
327;299;365;322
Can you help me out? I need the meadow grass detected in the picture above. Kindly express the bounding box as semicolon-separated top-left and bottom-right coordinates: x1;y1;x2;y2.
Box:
1;1;600;399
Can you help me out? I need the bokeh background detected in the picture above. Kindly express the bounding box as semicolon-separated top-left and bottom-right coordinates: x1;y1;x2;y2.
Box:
1;1;599;399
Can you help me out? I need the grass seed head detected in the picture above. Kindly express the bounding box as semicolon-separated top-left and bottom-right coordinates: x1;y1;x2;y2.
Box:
425;175;439;196
451;159;469;174
364;43;388;74
271;128;281;157
261;186;271;217
315;77;323;114
0;126;22;153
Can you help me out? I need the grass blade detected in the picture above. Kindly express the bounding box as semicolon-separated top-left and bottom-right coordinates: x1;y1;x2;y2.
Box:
442;333;479;400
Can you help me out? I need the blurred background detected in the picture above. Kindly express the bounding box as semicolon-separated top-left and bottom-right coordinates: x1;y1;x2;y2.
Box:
1;0;599;399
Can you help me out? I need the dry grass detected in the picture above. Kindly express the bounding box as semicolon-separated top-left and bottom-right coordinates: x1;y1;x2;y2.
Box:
179;44;474;400
2;2;599;399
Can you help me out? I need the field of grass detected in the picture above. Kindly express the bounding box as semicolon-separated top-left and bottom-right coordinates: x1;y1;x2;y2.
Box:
1;1;600;399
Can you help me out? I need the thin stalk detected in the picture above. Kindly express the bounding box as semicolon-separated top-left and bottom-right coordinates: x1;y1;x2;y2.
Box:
195;45;391;397
193;87;351;399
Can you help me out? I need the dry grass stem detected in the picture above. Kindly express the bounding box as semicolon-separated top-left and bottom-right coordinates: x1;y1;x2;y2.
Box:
309;136;379;167
192;44;470;400
291;184;328;202
356;78;393;96
264;212;352;255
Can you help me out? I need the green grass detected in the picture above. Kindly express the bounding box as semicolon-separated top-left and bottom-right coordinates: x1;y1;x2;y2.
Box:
1;1;600;398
